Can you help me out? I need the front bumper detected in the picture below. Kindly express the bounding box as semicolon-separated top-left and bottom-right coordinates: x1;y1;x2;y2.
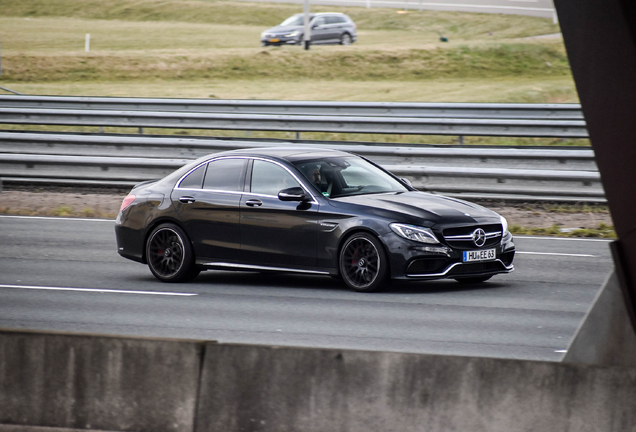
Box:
260;36;301;45
381;231;515;280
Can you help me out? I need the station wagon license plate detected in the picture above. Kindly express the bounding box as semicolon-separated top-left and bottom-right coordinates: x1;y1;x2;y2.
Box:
463;248;496;262
269;38;280;42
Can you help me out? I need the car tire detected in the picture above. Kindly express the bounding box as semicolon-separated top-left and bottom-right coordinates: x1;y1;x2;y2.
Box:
340;33;352;45
454;275;493;284
339;232;390;292
146;223;200;283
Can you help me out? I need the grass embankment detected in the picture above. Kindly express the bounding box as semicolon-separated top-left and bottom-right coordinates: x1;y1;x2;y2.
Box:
1;0;571;98
0;1;581;145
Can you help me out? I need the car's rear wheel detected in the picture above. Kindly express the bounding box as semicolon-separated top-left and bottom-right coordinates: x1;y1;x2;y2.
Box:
339;232;389;292
340;33;352;45
146;223;199;283
454;275;493;284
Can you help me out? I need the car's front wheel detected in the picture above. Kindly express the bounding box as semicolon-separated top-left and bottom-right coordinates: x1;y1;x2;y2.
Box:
339;232;389;292
146;223;199;283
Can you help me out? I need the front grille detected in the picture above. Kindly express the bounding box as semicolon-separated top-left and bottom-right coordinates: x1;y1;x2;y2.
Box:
442;224;502;250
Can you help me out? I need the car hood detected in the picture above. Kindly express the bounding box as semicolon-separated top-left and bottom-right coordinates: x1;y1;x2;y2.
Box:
330;191;501;226
264;25;303;34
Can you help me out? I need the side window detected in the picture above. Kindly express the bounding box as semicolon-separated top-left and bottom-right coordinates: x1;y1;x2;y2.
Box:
179;164;206;189
325;16;336;24
312;17;326;27
251;160;301;197
335;16;347;24
203;158;246;191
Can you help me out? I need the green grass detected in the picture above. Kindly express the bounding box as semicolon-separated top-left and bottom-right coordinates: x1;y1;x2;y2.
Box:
2;42;570;82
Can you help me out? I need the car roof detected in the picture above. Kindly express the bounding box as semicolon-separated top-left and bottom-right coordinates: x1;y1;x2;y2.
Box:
211;146;352;162
292;12;348;17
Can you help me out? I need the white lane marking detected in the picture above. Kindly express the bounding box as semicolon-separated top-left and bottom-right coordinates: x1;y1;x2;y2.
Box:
0;284;197;296
0;215;114;222
515;236;612;242
555;349;568;353
517;251;598;257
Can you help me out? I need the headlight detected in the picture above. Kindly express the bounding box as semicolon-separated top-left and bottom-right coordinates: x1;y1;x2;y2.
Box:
285;31;300;37
390;223;439;244
500;216;509;236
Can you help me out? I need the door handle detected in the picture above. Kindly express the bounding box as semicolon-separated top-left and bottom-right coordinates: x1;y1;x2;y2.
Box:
179;196;196;204
245;199;263;207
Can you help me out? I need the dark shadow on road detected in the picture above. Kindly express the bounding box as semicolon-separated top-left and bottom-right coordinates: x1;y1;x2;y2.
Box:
191;269;513;296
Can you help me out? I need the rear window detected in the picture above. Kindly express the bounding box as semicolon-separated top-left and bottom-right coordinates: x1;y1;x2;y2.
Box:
327;15;347;24
203;158;246;191
179;164;206;189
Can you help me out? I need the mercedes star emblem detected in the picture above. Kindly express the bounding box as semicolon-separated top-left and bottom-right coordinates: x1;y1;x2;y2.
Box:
472;228;486;247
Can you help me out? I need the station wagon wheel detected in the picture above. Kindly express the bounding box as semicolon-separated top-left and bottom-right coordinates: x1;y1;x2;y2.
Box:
340;33;352;45
339;233;389;292
146;223;199;283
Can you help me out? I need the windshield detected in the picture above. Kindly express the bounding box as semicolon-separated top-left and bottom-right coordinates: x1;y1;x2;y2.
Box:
292;156;409;198
279;15;305;26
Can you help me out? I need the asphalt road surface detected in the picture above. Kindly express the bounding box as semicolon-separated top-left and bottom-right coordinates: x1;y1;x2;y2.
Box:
0;214;612;362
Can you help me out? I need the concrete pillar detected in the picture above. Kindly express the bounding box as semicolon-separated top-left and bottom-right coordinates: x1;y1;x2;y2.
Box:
563;270;636;367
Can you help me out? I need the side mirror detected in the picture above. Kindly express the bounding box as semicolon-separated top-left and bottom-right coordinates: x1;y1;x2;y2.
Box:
278;187;310;202
400;178;413;188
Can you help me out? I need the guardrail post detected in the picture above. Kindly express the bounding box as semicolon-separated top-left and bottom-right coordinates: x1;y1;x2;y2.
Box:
296;131;301;140
139;127;144;135
458;135;464;145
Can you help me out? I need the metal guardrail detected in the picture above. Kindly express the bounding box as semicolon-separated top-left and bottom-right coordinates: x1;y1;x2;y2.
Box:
0;131;597;170
0;132;604;202
0;97;597;201
0;95;584;119
0;107;589;138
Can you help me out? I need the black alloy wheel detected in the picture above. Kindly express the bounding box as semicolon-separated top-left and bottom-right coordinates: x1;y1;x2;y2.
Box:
339;233;389;292
340;33;352;45
454;275;493;284
146;223;199;282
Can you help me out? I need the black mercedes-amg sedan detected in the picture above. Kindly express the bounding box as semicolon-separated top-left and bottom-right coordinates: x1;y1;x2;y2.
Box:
115;147;515;292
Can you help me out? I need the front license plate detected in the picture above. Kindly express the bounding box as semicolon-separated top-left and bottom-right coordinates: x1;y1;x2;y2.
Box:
269;38;280;42
463;248;496;262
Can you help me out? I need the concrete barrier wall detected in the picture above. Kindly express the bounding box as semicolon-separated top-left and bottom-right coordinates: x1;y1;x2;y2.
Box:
2;329;636;432
0;330;202;432
197;343;636;432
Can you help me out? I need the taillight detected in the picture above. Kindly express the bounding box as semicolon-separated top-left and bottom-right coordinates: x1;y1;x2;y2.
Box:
120;194;136;212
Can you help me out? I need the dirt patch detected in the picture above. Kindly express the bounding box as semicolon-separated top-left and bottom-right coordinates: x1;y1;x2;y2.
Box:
483;202;612;230
0;189;613;231
0;190;126;219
